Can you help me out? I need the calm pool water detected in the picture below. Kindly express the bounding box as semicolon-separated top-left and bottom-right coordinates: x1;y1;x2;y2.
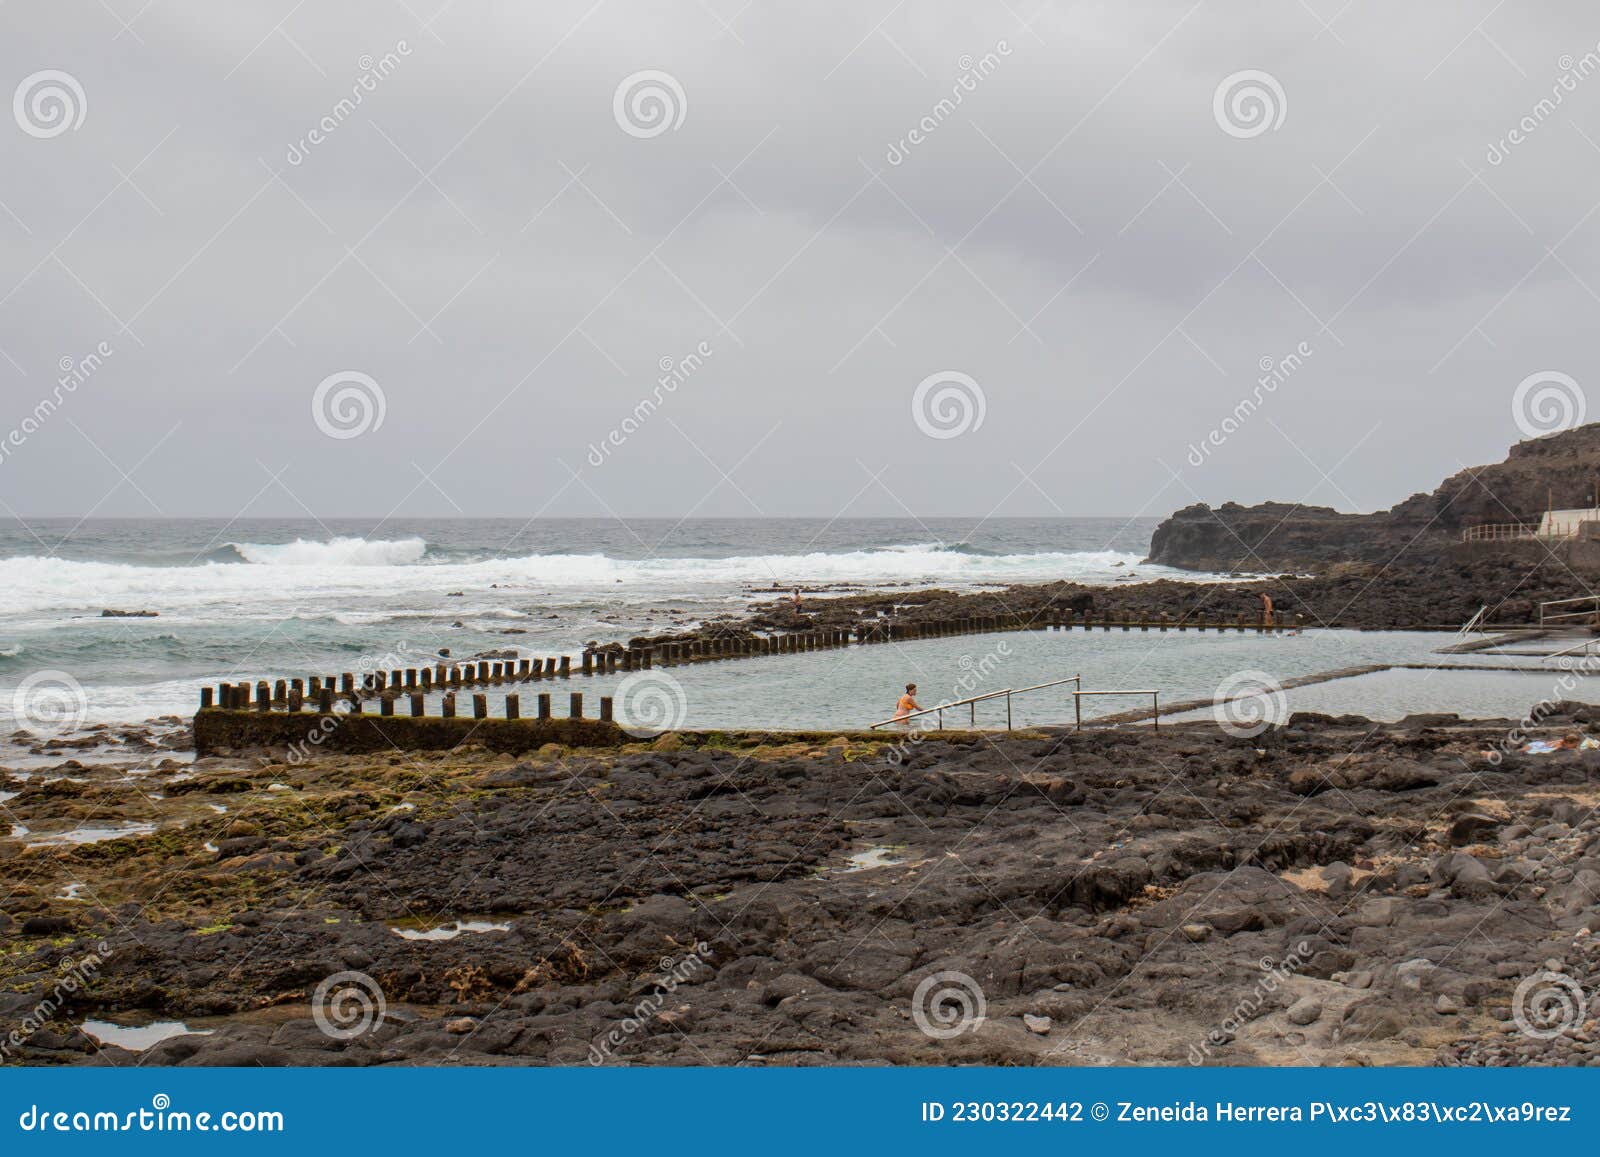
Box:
1169;665;1597;725
340;628;1570;731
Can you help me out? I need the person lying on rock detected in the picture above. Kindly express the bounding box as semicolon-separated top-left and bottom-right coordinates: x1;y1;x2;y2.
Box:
1521;731;1597;754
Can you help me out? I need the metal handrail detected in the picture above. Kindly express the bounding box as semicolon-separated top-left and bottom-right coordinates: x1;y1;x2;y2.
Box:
869;674;1167;732
1073;689;1161;730
868;675;1085;731
1461;523;1536;542
867;687;1013;730
1546;638;1600;659
1540;595;1600;626
1010;675;1084;695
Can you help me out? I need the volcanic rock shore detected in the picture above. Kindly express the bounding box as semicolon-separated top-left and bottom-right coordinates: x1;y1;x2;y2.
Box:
705;430;1600;639
726;553;1587;637
4;711;1599;1067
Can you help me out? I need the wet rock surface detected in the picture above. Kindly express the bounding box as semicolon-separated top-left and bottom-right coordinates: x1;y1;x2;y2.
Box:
734;556;1587;634
4;716;1600;1067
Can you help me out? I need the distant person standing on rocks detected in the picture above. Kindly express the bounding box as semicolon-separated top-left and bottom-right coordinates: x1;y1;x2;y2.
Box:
792;587;803;611
1260;592;1275;626
893;683;921;725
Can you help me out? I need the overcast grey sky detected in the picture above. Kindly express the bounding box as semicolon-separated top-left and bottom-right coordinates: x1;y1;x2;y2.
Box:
1;1;1597;520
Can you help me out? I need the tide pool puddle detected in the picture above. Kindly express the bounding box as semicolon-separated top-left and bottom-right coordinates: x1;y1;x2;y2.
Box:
390;919;510;942
0;790;18;805
80;1019;210;1051
26;822;157;849
843;845;907;872
58;883;87;901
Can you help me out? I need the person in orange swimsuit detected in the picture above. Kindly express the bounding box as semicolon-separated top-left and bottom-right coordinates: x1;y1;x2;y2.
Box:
894;683;921;724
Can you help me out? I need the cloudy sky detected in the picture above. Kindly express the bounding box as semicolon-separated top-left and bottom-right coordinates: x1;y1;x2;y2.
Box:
1;1;1598;520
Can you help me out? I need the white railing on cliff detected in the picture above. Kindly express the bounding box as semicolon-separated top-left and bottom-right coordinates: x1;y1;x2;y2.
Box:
1460;523;1538;542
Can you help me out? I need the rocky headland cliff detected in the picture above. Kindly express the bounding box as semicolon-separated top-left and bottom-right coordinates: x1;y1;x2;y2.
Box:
1146;424;1600;573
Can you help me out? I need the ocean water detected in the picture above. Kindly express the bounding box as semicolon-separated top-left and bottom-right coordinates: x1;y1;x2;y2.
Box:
0;516;1195;737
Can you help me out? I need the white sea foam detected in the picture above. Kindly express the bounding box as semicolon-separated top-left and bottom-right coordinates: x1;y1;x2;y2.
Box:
0;543;1189;617
230;536;427;566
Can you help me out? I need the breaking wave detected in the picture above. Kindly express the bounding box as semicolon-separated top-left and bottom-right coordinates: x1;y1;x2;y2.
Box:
222;537;428;567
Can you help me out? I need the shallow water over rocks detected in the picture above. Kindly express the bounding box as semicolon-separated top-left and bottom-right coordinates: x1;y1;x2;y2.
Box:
80;1019;210;1051
390;919;510;942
